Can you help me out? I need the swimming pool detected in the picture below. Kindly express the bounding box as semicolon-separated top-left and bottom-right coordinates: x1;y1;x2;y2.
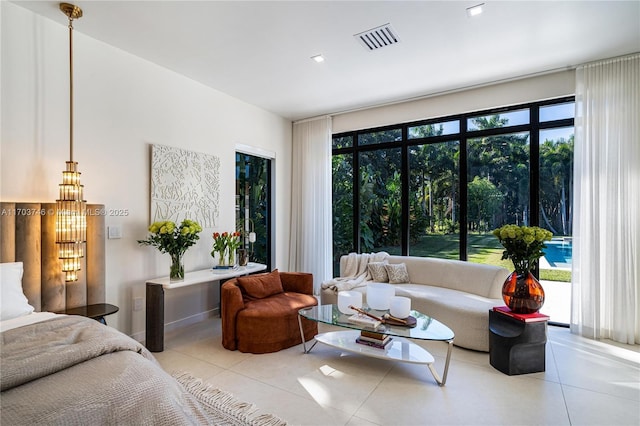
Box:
544;238;572;269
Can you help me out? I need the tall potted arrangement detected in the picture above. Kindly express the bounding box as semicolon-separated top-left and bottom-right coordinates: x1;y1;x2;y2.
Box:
492;225;553;313
212;232;228;267
226;231;242;266
138;219;202;281
211;231;241;268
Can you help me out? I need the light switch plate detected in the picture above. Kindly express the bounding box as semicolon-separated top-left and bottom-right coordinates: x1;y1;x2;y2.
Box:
133;297;143;311
108;225;122;239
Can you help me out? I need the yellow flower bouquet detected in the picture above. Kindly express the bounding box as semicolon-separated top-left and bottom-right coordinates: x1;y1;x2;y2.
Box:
138;219;202;280
492;225;553;274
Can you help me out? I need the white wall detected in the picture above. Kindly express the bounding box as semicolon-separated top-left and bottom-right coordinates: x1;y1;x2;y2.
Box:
1;2;292;337
333;70;576;133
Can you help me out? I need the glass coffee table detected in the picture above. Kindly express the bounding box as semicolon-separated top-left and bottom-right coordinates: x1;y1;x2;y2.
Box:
298;304;455;386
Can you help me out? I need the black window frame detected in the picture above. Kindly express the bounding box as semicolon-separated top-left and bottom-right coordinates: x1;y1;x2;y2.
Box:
332;96;575;261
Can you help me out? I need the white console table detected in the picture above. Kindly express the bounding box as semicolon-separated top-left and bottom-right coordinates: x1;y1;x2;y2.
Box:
145;263;266;352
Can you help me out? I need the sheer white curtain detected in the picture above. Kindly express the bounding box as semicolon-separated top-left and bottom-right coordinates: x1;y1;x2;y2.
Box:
571;53;640;344
289;116;332;294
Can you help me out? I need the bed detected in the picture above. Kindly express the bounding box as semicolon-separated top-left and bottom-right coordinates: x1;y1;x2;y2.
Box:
1;259;286;424
2;312;221;424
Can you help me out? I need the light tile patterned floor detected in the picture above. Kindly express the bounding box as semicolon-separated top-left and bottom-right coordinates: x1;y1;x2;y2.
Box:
154;317;639;426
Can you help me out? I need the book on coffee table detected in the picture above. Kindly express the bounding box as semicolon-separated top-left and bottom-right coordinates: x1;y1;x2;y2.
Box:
359;330;391;345
355;336;392;349
360;330;389;339
347;313;382;328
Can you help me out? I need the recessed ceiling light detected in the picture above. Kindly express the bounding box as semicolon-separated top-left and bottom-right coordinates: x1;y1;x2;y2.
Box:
466;3;484;17
311;54;325;63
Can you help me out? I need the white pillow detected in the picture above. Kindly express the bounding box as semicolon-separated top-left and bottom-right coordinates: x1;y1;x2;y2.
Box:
1;262;35;321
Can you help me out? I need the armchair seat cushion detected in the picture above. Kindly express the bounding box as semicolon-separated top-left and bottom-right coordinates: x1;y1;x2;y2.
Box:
236;292;318;354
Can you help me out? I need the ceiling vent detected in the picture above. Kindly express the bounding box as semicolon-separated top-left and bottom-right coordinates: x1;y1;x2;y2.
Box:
354;23;400;51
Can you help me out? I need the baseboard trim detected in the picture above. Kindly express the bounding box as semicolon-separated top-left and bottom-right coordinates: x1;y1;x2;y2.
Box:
131;308;219;343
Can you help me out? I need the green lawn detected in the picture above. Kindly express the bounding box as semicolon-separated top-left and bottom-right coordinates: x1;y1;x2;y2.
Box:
378;233;571;282
540;269;571;282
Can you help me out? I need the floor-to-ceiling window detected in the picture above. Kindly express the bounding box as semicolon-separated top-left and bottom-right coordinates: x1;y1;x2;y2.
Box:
359;146;403;256
466;129;531;263
332;97;574;324
236;152;272;269
332;139;354;276
536;101;575;324
408;121;461;259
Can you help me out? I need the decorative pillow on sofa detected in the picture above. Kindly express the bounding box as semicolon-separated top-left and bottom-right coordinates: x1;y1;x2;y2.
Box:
384;263;410;284
1;262;35;321
367;262;389;282
237;269;284;300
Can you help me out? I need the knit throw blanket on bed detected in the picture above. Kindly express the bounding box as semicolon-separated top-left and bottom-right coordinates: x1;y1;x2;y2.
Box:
321;251;389;292
1;316;287;426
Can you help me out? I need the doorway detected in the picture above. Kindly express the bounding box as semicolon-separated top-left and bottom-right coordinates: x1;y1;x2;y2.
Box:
235;152;272;270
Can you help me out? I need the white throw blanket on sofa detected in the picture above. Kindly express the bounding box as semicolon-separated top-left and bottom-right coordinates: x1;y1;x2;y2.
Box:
321;252;389;292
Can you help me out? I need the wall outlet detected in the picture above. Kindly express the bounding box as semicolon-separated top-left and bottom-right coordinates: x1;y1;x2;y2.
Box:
133;297;143;311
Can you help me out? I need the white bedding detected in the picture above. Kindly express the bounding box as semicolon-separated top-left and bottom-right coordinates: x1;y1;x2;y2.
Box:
0;311;64;333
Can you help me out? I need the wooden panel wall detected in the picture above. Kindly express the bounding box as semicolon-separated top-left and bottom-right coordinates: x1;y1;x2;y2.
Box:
40;203;65;312
0;204;15;262
15;203;43;311
0;202;106;312
87;205;106;305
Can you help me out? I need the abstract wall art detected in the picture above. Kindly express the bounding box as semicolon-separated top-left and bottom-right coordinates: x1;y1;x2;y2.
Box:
150;144;220;228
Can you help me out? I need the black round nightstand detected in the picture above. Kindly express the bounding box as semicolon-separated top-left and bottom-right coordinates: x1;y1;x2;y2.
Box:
62;303;119;325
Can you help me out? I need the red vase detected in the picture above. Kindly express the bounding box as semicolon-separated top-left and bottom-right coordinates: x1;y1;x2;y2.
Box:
501;271;545;314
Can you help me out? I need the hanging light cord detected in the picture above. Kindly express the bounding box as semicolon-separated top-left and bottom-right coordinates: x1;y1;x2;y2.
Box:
60;2;82;161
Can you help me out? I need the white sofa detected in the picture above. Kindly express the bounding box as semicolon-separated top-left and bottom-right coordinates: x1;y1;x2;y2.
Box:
321;254;510;352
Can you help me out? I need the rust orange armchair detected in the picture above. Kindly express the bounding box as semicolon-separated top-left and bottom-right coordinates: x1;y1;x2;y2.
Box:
221;269;318;353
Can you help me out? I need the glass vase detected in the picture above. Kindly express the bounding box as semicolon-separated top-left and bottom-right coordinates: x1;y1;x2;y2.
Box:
169;253;184;282
501;270;545;314
216;249;228;268
227;249;236;267
238;249;248;267
214;248;236;269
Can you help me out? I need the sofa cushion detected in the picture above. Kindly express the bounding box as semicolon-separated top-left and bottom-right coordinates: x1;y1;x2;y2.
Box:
367;262;389;282
237;269;284;300
392;284;502;351
385;263;410;284
387;255;509;298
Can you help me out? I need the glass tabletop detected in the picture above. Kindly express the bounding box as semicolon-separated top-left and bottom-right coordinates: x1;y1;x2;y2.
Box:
299;304;454;342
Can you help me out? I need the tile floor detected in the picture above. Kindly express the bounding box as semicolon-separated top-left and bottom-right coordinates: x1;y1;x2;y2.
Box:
154;317;640;426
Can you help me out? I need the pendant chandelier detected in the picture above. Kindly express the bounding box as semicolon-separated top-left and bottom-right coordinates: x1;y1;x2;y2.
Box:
56;3;86;282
